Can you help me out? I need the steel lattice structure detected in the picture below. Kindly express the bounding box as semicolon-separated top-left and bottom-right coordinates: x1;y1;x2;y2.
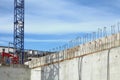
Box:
14;0;24;64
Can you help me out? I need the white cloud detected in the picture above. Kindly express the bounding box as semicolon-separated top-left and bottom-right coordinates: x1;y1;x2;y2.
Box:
24;0;120;34
25;38;69;43
0;0;120;34
25;20;120;34
0;36;69;43
0;15;13;33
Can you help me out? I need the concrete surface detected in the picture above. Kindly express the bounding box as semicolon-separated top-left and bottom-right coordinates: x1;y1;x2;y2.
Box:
0;66;31;80
31;67;41;80
30;46;120;80
29;33;120;80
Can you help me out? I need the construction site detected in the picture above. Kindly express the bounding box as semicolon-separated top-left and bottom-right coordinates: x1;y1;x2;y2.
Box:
0;0;120;80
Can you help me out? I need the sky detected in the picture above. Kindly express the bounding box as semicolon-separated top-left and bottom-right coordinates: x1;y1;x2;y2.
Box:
0;0;120;51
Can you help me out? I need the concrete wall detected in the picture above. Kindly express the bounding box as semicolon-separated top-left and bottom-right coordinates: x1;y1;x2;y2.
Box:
29;33;120;80
31;46;120;80
0;45;119;80
31;67;41;80
0;33;118;80
29;33;120;68
0;66;31;80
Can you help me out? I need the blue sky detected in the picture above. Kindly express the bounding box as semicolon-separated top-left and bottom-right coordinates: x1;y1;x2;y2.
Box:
0;0;120;51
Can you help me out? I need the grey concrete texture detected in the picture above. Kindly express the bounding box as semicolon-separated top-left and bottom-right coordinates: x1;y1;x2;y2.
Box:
0;66;31;80
31;46;120;80
29;33;120;80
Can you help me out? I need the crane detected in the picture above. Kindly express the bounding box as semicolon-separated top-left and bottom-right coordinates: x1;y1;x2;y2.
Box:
14;0;25;64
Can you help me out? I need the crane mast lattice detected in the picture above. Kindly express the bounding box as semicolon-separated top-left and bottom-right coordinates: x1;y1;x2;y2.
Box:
14;0;24;64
